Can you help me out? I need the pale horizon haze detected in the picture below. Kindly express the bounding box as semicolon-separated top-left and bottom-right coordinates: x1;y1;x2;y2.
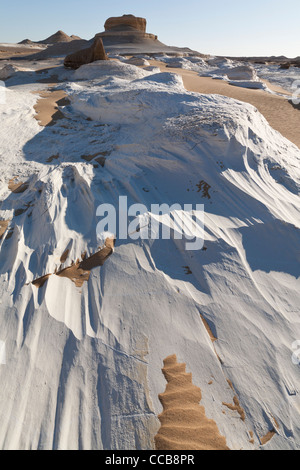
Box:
0;0;299;58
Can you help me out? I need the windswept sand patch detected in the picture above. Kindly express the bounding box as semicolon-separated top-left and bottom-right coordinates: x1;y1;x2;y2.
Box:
32;274;52;289
200;314;222;364
200;319;247;424
60;248;70;264
81;150;111;166
46;154;59;163
0;45;43;59
33;89;70;127
222;380;246;422
200;315;217;343
222;396;246;422
0;220;9;240
260;429;276;446
155;354;229;450
32;238;115;289
259;415;280;446
8;178;29;194
56;261;90;288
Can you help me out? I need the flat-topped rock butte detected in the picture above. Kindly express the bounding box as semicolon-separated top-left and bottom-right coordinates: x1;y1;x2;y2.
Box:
105;15;147;33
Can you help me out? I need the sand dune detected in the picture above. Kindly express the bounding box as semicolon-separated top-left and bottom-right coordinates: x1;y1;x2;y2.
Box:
155;355;229;450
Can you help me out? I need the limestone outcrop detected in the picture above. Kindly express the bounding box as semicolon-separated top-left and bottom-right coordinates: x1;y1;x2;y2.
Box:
0;64;18;80
40;30;73;44
104;15;146;33
96;14;158;43
64;37;108;69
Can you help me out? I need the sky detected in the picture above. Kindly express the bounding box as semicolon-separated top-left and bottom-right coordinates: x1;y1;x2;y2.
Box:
0;0;299;57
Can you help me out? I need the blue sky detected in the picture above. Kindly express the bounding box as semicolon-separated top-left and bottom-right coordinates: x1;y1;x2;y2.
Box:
1;0;299;57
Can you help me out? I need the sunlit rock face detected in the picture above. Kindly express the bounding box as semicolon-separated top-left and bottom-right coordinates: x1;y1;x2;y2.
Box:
96;14;158;43
104;15;147;33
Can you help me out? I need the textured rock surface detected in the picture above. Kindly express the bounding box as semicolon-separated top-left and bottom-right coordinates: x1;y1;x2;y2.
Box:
0;64;17;80
97;14;158;44
40;30;74;44
64;37;108;69
226;65;257;81
105;15;147;33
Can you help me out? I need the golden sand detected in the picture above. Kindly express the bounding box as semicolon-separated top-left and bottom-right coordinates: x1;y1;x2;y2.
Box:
8;178;28;194
0;46;42;60
222;396;246;422
33;89;70;127
155;354;229;450
200;315;217;342
222;380;246;421
32;273;52;288
60;248;70;264
150;60;300;149
32;238;115;288
260;430;276;446
0;220;9;239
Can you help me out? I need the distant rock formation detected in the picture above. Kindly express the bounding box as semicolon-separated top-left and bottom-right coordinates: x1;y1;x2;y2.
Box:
280;60;300;69
105;15;147;33
18;31;82;47
39;30;78;45
280;63;291;70
64;37;108;69
96;14;158;44
18;15;203;59
18;39;34;45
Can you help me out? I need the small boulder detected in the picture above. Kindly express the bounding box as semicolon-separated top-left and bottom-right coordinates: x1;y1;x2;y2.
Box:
226;66;257;81
0;64;17;80
64;37;108;69
280;62;291;70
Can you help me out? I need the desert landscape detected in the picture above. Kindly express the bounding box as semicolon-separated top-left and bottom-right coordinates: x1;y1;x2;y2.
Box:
0;10;299;451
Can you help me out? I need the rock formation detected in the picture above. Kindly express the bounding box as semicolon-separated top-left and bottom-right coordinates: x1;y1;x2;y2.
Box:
18;39;34;45
105;15;147;33
96;14;158;43
226;65;257;81
64;37;108;69
39;30;74;44
0;64;18;80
